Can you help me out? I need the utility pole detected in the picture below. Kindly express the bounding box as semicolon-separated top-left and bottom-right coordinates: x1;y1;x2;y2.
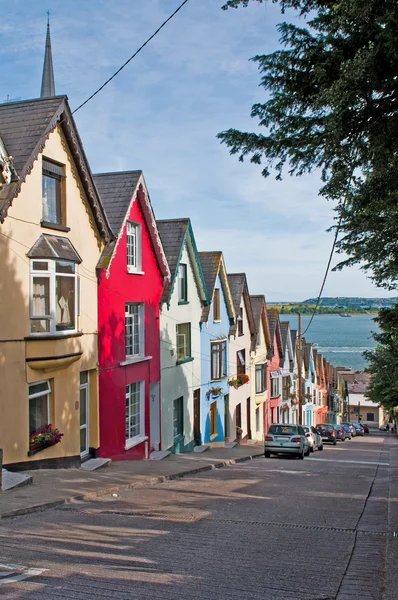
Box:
297;314;302;425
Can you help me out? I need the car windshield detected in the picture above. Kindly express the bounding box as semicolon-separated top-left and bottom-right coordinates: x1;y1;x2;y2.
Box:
268;425;298;436
303;427;310;433
317;425;332;431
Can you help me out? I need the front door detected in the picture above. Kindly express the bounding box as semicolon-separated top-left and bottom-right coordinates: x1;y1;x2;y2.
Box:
79;371;90;458
246;397;251;440
224;394;229;441
173;397;184;454
150;382;160;451
193;389;200;445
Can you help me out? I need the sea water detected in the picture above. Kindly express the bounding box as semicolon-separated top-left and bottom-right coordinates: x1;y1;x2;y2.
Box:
279;314;379;372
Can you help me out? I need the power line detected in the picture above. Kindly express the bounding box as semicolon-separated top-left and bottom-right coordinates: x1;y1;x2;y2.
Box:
72;0;192;115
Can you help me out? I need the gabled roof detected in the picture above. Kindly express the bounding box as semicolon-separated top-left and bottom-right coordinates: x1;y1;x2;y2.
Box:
94;171;169;279
250;295;272;358
156;218;209;308
290;329;297;353
280;321;294;362
0;96;112;241
267;308;284;360
227;273;257;348
198;251;235;324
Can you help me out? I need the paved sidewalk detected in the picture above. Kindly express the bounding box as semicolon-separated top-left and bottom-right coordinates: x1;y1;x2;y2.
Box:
0;444;263;520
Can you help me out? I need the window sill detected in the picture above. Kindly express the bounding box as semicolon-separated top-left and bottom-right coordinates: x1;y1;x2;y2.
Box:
213;319;221;323
176;356;194;366
25;331;83;341
120;356;152;366
255;390;267;396
127;268;145;275
40;220;71;233
125;435;148;451
178;300;189;305
210;376;228;383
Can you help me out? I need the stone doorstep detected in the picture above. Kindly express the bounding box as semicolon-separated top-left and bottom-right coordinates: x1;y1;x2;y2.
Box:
149;451;171;460
193;445;210;453
80;458;112;471
1;469;33;492
224;442;237;449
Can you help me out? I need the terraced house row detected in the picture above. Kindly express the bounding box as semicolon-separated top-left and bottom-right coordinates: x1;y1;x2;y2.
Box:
0;27;352;471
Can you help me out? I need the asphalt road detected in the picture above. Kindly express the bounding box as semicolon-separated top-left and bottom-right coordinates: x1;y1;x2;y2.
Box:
0;433;396;600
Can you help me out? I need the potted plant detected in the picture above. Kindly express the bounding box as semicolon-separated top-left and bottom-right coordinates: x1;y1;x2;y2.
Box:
281;403;289;413
304;393;312;402
228;373;250;389
289;393;298;405
29;424;64;456
206;386;224;400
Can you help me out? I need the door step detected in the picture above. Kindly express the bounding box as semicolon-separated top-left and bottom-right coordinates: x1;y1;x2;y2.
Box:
193;445;210;453
81;458;111;471
224;442;237;449
150;451;171;460
245;439;257;445
1;469;32;492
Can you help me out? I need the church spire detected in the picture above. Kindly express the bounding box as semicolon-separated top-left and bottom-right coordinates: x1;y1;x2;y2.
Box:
40;12;56;98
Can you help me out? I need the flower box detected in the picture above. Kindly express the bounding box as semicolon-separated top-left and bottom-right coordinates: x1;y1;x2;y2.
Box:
28;424;63;456
228;373;249;389
206;387;224;401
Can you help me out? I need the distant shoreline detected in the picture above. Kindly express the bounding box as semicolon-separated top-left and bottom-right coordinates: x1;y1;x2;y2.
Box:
269;306;379;316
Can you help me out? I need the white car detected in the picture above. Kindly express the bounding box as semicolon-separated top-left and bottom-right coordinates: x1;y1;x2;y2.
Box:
264;424;310;459
303;425;323;452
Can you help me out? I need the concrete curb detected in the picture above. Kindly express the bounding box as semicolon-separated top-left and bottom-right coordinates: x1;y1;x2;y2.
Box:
0;452;263;520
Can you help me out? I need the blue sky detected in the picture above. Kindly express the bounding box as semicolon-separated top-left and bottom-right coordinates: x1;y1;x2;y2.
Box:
1;0;395;301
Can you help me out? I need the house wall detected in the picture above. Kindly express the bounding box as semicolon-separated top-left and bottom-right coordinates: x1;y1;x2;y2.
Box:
98;193;165;460
200;272;230;445
0;126;104;467
228;297;252;440
267;333;282;427
250;317;268;441
160;244;203;452
348;394;381;427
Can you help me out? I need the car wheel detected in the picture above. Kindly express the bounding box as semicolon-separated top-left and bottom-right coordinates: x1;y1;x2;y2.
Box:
333;440;337;445
264;452;271;458
298;449;305;460
310;445;315;453
305;446;310;457
319;444;323;451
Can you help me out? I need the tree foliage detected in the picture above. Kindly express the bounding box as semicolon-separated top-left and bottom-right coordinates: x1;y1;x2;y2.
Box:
365;306;398;410
219;0;398;289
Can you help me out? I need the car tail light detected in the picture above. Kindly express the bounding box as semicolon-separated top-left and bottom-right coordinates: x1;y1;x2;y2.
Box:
264;436;273;441
306;433;311;438
331;431;336;436
291;437;301;442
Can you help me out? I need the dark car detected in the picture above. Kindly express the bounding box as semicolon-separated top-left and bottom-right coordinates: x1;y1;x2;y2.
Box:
316;424;337;445
332;424;347;441
352;423;364;436
341;422;355;438
361;423;370;434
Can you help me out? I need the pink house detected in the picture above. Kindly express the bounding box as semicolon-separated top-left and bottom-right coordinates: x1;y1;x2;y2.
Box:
95;171;169;460
266;308;284;427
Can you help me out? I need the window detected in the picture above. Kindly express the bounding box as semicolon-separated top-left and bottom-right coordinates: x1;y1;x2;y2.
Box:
29;381;51;433
255;364;266;394
80;371;89;456
126;382;144;442
271;373;280;398
30;260;77;334
367;413;375;422
42;159;65;225
210;402;217;437
282;376;290;400
125;303;144;357
237;307;243;336
173;397;184;438
127;222;141;271
256;407;260;432
178;263;188;302
237;349;246;375
211;340;227;380
213;288;220;321
176;323;191;361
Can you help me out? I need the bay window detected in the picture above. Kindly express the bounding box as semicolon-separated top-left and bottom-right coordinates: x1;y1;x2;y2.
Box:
29;380;51;433
30;260;78;334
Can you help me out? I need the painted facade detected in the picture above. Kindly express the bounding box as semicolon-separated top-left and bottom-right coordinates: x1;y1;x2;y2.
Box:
0;96;112;469
302;342;317;426
250;296;272;440
157;219;209;453
267;309;284;425
95;172;169;461
198;252;235;446
227;274;257;442
280;322;295;424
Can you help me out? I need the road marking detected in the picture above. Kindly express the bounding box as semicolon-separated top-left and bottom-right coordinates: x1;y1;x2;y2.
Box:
307;458;389;466
0;562;48;585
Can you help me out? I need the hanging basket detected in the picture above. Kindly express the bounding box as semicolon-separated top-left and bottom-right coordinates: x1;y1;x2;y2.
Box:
206;387;224;401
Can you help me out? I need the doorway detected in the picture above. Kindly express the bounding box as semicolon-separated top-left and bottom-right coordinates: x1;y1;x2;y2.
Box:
246;397;251;439
193;389;201;445
224;394;229;441
79;371;90;458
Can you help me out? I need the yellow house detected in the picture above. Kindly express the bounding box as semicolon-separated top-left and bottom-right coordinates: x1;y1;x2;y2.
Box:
250;295;272;441
0;95;112;469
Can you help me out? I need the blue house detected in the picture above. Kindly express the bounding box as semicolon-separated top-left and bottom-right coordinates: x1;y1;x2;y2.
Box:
198;252;236;446
303;340;317;425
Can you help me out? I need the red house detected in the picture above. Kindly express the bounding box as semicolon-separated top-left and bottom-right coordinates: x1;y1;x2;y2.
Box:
94;171;170;460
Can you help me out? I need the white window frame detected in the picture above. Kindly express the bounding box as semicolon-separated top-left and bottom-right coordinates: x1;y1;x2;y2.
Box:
125;381;146;449
125;303;144;358
270;373;280;398
30;259;78;336
28;380;51;434
255;363;266;394
126;221;142;273
178;263;188;302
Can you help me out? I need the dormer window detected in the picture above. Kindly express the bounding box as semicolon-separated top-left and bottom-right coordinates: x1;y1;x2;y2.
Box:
127;221;141;272
42;159;65;226
213;288;220;321
178;263;188;302
237;307;243;336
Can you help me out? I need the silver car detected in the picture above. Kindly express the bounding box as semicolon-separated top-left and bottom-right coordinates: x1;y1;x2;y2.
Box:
303;425;323;452
264;424;309;459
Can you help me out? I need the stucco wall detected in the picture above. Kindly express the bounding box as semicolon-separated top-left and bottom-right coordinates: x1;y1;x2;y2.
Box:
0;126;103;465
250;317;268;441
160;244;203;452
98;190;164;460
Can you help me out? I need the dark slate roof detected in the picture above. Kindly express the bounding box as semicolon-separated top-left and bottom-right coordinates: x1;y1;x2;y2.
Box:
0;96;112;240
228;273;245;316
27;234;82;263
280;322;290;351
267;308;284;360
291;329;297;351
93;171;142;235
156;219;190;304
198;252;222;300
227;273;257;346
250;295;263;332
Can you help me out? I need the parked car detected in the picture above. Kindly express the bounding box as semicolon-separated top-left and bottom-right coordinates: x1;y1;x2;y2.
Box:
332;425;346;441
340;424;352;439
264;424;309;459
341;422;355;437
352;423;364;436
361;423;370;434
316;424;337;445
302;425;323;452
